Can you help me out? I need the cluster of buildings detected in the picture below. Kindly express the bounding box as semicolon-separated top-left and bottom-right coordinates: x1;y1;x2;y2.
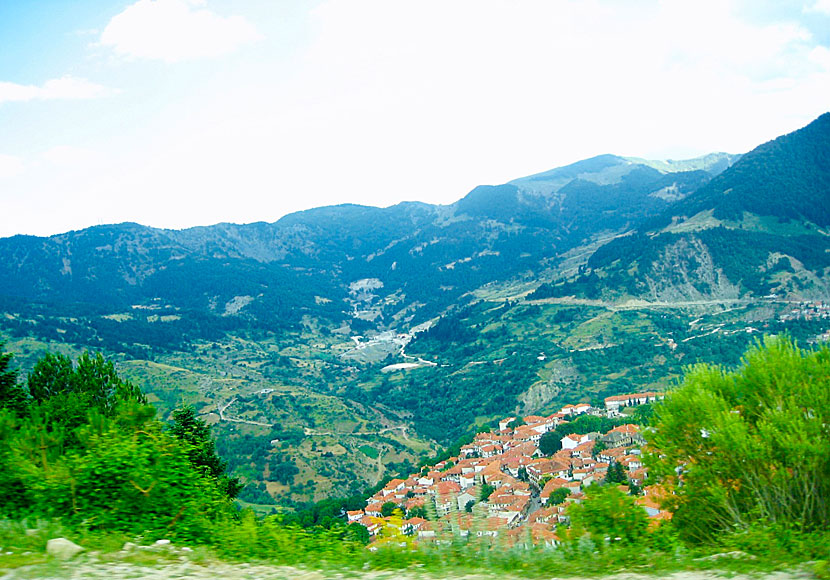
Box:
779;301;830;322
345;393;671;545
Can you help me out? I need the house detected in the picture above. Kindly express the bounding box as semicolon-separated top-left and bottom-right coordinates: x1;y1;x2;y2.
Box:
459;472;477;488
440;464;462;482
460;443;478;457
540;478;570;505
502;454;534;478
499;417;517;432
628;467;648;486
524;523;560;547
561;432;599;450
479;444;502;458
528;420;555;434
513;425;542;443
571;440;595;458
417;520;438;539
403;517;428;535
346;510;364;522
604;392;664;414
457;490;478;511
381;478;406;496
598;447;629;463
620;454;643;470
359;515;382;536
404;493;426;507
365;502;384;517
634;495;663;517
526;459;569;484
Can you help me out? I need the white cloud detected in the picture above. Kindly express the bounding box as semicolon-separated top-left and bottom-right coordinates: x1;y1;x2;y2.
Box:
3;0;829;238
100;0;263;62
41;146;105;169
805;0;830;15
0;76;114;104
0;154;24;179
808;45;830;67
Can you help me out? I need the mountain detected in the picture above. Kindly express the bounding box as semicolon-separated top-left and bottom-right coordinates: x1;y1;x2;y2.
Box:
532;113;830;303
1;115;827;506
664;113;830;227
0;152;734;342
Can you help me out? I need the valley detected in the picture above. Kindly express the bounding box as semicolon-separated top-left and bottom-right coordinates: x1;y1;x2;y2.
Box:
0;113;828;508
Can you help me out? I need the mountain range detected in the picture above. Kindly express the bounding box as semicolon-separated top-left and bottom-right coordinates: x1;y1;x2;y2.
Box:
1;113;828;506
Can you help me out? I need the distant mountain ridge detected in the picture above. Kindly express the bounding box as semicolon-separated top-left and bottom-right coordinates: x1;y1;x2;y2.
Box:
0;150;735;329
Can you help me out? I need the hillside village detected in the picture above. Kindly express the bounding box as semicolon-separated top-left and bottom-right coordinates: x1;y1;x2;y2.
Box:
347;392;670;545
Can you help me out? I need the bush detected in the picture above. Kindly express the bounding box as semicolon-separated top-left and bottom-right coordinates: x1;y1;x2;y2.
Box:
647;337;830;543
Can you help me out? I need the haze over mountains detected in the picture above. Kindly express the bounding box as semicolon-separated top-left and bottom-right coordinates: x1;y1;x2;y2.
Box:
1;113;828;505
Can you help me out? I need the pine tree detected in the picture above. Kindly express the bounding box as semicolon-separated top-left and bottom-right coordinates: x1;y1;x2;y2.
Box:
170;405;242;498
0;342;27;416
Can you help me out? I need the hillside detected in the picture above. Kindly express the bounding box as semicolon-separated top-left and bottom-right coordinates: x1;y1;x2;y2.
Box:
533;113;830;303
1;115;828;506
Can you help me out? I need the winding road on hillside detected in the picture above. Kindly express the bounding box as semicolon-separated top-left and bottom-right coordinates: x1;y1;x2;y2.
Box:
524;295;803;311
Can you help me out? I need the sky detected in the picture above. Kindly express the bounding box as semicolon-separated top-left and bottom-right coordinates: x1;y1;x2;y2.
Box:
0;0;828;238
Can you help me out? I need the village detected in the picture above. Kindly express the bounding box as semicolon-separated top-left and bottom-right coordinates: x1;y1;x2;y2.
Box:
778;300;830;323
345;392;671;546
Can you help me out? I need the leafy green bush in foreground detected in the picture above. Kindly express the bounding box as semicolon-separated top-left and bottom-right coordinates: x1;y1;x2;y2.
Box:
647;336;830;543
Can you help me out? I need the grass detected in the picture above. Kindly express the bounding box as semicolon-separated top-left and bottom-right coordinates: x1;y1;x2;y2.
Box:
358;445;380;459
0;516;826;580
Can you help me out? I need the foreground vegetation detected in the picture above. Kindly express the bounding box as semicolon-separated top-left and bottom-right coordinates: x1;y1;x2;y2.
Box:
0;337;828;576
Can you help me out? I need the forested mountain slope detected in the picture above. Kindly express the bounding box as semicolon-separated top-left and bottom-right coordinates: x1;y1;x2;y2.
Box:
533;113;830;303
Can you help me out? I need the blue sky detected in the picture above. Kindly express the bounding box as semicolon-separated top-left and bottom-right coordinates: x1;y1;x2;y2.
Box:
1;0;828;237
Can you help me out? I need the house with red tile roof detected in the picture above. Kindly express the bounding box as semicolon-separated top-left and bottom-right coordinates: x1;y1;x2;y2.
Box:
365;502;384;517
526;458;569;484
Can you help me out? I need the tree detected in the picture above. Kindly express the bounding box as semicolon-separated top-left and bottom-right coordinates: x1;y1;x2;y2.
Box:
380;501;398;517
345;522;370;544
604;462;627;485
567;484;648;547
0;348;237;539
539;430;561;455
28;352;146;431
0;342;27;416
170;405;242;498
548;487;570;506
647;337;830;543
407;505;427;519
507;417;525;430
479;483;495;501
47;411;233;540
26;352;73;404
